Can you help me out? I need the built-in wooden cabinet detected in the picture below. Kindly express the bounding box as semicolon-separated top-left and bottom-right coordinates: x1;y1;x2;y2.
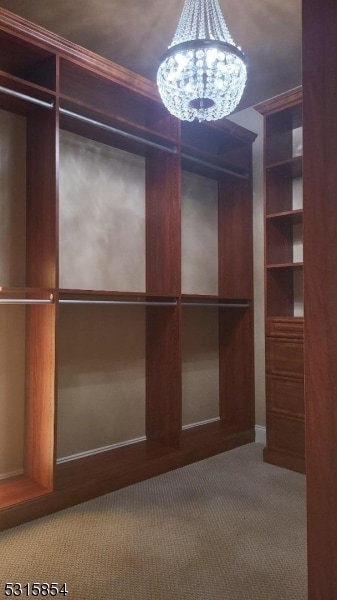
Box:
0;8;256;530
255;87;305;473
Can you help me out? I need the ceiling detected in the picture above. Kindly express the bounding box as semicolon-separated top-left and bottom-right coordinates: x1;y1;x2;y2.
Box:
0;0;302;111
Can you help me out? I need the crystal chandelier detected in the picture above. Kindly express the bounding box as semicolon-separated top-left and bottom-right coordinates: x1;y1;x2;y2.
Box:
157;0;247;122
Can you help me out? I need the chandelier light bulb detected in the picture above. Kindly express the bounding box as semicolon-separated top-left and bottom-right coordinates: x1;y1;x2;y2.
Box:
157;0;247;122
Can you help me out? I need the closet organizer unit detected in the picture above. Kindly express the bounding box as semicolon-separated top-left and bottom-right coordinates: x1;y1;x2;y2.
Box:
255;88;305;473
0;8;256;530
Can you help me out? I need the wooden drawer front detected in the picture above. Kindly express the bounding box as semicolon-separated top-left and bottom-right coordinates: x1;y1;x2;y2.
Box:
266;375;304;416
266;412;305;457
266;318;304;339
266;338;304;378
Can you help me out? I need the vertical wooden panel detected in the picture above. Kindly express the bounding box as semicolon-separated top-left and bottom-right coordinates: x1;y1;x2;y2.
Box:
218;174;253;299
26;107;57;289
303;0;337;596
219;308;254;431
146;151;181;295
25;304;56;490
146;306;181;448
25;104;58;489
146;146;181;448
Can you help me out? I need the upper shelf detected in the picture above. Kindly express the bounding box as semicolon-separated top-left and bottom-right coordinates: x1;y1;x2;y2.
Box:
0;6;256;172
266;209;303;224
0;29;56;91
266;262;304;270
181;294;251;308
255;88;303;166
59;58;179;146
59;97;179;158
181;120;256;177
0;71;55;115
58;289;178;306
266;156;302;178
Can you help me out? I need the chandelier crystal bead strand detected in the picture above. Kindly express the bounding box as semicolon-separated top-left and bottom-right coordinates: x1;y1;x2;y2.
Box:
157;0;247;122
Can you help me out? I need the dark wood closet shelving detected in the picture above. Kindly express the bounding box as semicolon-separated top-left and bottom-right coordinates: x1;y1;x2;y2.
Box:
266;155;302;177
266;262;303;269
0;7;256;529
255;87;305;474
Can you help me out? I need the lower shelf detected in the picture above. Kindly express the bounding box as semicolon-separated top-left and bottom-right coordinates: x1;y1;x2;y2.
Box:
0;476;50;510
0;425;254;531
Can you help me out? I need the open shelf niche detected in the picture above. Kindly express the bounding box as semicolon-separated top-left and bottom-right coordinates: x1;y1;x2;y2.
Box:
255;86;305;473
181;170;220;429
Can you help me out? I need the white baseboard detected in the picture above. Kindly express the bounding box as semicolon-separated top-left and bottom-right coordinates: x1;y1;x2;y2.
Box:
1;427;266;474
255;425;266;446
57;435;147;464
55;417;266;464
0;468;24;481
182;416;221;430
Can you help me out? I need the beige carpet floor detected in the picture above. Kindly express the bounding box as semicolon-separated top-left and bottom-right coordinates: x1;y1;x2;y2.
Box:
0;443;307;599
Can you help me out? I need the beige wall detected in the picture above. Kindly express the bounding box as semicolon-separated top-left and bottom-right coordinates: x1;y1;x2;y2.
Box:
182;307;219;426
0;109;26;287
57;305;146;459
57;132;146;458
0;109;26;476
228;108;266;426
59;130;146;292
181;171;218;295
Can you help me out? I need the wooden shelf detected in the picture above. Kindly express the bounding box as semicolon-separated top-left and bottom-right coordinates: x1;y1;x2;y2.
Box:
0;476;50;510
59;95;178;157
59;57;176;141
181;294;250;307
181;142;249;181
266;155;302;178
0;79;55;116
0;286;54;296
58;289;178;304
0;28;56;91
267;262;303;269
266;209;303;224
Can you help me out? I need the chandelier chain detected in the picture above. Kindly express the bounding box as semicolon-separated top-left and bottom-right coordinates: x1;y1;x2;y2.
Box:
171;0;235;45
